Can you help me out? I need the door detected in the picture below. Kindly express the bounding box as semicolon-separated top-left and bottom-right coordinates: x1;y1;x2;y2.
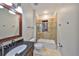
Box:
57;6;78;56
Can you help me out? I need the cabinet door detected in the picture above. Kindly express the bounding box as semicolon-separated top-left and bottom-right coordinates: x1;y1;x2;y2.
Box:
26;48;33;56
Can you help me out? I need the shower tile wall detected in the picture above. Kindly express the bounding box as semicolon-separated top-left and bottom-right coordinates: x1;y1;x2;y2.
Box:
36;17;57;41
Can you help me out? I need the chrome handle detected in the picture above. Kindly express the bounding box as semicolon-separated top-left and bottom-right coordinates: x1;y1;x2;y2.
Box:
59;43;63;47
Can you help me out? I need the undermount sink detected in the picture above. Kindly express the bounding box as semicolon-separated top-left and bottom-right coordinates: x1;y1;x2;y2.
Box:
5;44;27;56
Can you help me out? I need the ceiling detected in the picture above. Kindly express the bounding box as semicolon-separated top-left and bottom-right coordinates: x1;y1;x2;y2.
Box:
21;3;79;19
21;3;58;16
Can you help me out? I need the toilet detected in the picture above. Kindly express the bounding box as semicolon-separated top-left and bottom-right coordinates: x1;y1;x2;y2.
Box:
33;39;61;56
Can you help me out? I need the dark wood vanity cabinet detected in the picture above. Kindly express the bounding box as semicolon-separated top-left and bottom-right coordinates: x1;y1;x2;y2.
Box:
25;47;33;56
26;48;33;56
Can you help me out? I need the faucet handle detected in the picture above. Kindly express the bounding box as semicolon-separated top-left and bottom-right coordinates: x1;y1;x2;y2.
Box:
12;40;16;46
58;43;63;47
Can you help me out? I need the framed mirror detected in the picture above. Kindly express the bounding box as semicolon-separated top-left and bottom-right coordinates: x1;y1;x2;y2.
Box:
0;4;22;43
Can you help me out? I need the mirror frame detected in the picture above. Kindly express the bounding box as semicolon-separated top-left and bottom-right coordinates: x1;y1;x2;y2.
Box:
0;3;22;44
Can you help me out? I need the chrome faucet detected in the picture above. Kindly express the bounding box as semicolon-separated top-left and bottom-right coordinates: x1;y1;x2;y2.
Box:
11;40;15;46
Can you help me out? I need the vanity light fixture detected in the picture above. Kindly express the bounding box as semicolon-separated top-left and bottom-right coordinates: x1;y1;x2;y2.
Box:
15;6;23;13
5;3;12;6
0;5;4;8
9;10;15;15
42;15;49;20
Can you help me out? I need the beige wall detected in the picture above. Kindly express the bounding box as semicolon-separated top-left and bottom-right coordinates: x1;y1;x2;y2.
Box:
36;17;57;41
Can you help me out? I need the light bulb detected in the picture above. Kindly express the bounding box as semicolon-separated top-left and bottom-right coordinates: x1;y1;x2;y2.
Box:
43;10;48;14
15;6;23;13
42;15;49;20
5;3;12;6
9;10;15;15
0;5;4;8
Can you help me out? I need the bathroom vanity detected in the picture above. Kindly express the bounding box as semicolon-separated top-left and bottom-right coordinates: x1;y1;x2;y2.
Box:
0;4;34;56
0;40;34;56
